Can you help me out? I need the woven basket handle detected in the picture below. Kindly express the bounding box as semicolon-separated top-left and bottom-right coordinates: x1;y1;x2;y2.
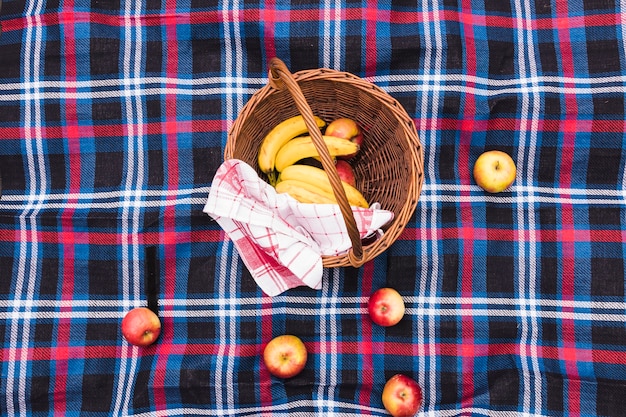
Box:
268;57;364;266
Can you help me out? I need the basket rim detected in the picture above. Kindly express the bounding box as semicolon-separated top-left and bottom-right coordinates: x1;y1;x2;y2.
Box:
225;64;425;268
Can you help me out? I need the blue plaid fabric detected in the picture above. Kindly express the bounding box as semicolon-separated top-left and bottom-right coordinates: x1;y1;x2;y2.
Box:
1;0;626;415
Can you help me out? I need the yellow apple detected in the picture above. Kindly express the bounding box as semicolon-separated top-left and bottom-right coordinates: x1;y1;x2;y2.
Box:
382;374;423;417
473;150;516;193
263;335;308;378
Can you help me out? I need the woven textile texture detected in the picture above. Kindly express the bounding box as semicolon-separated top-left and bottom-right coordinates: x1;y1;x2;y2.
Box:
1;0;626;416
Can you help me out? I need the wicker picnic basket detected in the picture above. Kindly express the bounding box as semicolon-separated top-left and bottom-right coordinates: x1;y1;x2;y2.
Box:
225;57;424;268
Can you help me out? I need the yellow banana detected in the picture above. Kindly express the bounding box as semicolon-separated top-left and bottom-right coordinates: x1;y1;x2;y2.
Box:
274;135;360;172
275;179;336;204
280;164;369;208
258;115;326;173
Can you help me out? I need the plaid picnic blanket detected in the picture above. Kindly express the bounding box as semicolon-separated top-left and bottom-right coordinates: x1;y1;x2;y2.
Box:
1;0;626;416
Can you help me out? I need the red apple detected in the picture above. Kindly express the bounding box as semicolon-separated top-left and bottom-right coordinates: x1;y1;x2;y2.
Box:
367;287;405;327
473;150;516;193
325;117;364;159
121;307;161;346
263;334;308;378
335;160;356;188
382;374;423;417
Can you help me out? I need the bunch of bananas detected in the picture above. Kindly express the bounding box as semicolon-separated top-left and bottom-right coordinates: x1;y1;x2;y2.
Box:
257;115;369;208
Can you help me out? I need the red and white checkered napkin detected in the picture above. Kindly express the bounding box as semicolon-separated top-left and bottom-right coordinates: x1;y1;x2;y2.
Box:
203;159;394;296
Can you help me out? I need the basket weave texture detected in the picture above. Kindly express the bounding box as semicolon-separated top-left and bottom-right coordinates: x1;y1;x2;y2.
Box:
225;58;424;268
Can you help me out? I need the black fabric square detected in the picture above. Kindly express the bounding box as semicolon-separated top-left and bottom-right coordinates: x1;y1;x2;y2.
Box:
586;147;621;185
487;256;514;294
387;256;416;292
180;369;212;405
342;266;360;293
44;41;61;77
81;374;114;412
92;101;122;121
94;151;123;188
39;257;59;295
442;93;461;115
442;253;459;293
587;39;621;74
284;368;315;397
187;319;216;340
439;371;459;404
593;95;624;115
1;154;26;192
540;254;558;295
538;146;557;183
145;41;163;73
191;98;222;117
339;368;359;401
546;372;564;412
438;144;457;180
240;266;259;293
542;319;558;342
87;212;118;229
29;376;51;412
0;43;22;79
446;34;463;69
486;205;513;226
147;149;164;186
544;96;562;115
237;369;258;404
391;36;420;70
596;379;625;417
90;38;120;75
91;0;121;10
489;96;518;115
489;320;518;341
589;207;621;226
239;320;257;340
0;104;20;122
34;323;54;344
187;255;215;294
45;102;61;123
193;146;223;186
0;257;14;294
591;257;624;297
86;322;118;341
584;0;615;11
485;0;511;14
488;40;515;75
441;206;457;225
340;317;359;337
439;319;457;340
538;42;559;73
534;0;552;15
288;37;320;72
132;369;152;410
88;260;119;295
146;99;162;119
592;324;626;346
192;38;222;74
487;369;519;406
47;153;66;191
145;0;161;9
244;34;263;74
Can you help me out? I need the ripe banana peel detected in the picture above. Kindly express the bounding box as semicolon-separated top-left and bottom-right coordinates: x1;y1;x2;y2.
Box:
275;179;336;204
258;115;326;173
274;135;360;172
280;164;369;208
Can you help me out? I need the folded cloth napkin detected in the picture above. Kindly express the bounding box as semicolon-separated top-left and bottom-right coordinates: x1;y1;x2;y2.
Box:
203;159;394;296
